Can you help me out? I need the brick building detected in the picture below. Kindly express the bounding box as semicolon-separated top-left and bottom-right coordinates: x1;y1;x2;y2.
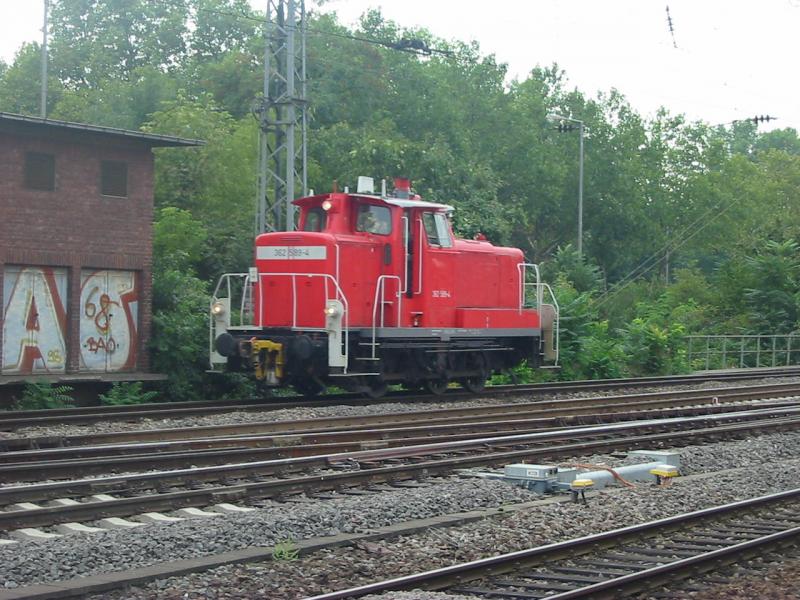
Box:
0;111;201;385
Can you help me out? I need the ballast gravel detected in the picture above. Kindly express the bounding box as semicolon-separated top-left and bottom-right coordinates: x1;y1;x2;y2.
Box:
84;430;800;600
0;478;533;588
6;375;795;439
0;429;793;596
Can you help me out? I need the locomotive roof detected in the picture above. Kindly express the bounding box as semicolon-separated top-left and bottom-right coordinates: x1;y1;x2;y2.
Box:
294;193;453;212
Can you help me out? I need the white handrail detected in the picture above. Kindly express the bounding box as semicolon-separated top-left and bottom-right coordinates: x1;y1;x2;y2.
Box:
516;262;560;366
371;275;402;358
209;272;250;368
517;262;541;311
540;282;560;365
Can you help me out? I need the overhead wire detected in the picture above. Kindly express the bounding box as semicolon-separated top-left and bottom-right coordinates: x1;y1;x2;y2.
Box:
594;189;743;309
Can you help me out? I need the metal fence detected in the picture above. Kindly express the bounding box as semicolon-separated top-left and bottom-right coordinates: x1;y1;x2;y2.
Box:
686;334;800;370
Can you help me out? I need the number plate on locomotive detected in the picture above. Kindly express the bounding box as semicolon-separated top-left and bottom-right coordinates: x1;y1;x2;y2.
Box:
257;246;327;260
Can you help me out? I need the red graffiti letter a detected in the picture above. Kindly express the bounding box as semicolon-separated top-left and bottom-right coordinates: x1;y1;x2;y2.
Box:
25;295;40;331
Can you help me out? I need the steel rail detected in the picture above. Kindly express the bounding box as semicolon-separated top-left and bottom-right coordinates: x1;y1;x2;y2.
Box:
5;405;794;500
1;367;798;430
1;410;799;531
2;398;799;483
4;384;798;461
5;380;800;452
305;488;800;599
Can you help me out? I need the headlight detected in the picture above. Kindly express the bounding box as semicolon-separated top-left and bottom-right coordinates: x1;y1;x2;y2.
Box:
322;200;332;211
211;301;226;316
324;305;339;317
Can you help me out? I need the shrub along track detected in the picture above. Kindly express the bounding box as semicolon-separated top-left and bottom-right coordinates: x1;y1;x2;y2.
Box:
2;367;799;432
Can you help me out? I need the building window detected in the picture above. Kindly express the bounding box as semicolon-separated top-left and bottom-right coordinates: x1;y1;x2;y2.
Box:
24;152;55;191
101;161;128;197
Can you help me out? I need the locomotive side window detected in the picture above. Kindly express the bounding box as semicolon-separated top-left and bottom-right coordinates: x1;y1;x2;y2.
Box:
303;207;327;232
422;212;453;248
356;204;392;235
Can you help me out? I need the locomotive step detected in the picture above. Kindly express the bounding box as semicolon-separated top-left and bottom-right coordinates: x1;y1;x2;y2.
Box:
328;372;381;377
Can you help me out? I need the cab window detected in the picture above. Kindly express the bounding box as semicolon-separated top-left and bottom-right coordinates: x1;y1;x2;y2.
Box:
356;204;392;235
303;207;327;232
422;212;453;248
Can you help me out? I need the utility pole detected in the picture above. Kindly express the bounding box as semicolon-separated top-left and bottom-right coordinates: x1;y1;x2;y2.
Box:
254;0;308;234
547;113;586;255
40;0;48;118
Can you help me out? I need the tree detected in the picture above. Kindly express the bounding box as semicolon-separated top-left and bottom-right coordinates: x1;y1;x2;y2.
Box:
743;240;800;334
150;208;210;400
0;43;61;115
50;0;189;87
144;95;258;279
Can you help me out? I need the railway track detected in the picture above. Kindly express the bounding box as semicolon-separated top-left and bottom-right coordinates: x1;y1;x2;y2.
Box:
2;394;799;483
4;379;800;453
308;487;800;599
1;366;798;431
2;407;799;535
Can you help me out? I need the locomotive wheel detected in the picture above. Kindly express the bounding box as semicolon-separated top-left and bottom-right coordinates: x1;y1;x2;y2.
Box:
424;378;449;396
461;353;488;393
292;377;325;398
460;375;487;394
363;379;388;399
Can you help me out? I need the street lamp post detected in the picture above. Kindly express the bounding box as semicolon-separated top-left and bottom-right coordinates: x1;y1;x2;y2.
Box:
547;113;585;255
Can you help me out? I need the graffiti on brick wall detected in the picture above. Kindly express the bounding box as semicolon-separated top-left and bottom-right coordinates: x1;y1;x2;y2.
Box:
2;266;68;374
80;270;138;372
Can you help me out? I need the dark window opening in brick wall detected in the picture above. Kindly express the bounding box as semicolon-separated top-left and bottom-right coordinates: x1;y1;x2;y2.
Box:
101;160;128;197
24;152;55;191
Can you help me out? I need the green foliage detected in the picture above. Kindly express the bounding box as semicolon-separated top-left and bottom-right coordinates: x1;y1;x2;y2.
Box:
99;382;159;406
150;263;210;401
0;43;61;115
620;318;689;376
542;245;605;294
272;539;299;561
16;382;74;410
50;0;189;86
550;275;599;380
575;321;627;379
153;207;209;272
743;240;800;334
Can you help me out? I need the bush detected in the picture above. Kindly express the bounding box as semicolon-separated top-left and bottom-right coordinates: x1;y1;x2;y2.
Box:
621;318;690;376
15;382;74;410
99;382;159;406
150;262;210;401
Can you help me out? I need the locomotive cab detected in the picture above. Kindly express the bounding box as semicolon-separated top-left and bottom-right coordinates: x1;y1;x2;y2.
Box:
210;178;559;397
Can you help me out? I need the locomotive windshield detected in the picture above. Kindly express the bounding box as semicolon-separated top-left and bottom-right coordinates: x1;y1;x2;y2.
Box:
356;204;392;235
303;207;327;232
422;212;453;248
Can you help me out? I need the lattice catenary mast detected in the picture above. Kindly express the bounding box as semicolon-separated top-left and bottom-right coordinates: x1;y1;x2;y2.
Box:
254;0;308;234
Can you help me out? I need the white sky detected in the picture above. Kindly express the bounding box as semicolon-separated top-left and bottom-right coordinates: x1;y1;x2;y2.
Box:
1;1;798;130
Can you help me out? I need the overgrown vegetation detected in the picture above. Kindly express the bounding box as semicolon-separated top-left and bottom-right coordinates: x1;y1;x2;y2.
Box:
99;382;159;406
2;2;799;395
15;382;74;410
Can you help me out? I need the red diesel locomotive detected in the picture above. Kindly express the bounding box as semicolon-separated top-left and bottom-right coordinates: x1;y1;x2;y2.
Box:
210;178;559;397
